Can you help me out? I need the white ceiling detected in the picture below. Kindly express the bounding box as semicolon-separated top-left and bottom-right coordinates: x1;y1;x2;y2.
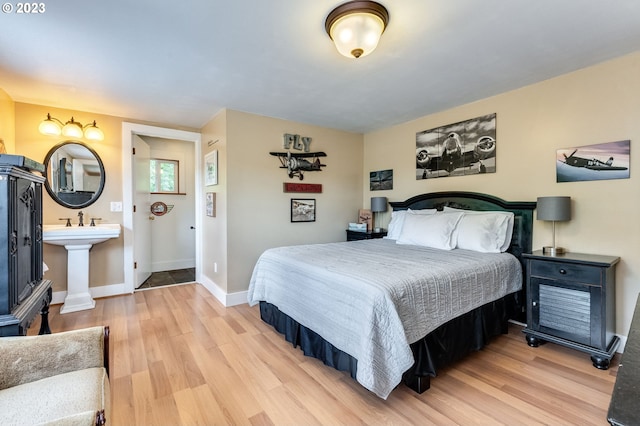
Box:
1;1;640;134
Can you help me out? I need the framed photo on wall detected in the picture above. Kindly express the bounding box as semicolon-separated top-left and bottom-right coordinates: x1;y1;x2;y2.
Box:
204;150;218;186
206;192;216;217
291;198;316;222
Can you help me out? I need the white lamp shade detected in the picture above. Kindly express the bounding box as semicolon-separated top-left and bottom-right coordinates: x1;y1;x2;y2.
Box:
329;12;385;58
62;121;84;138
39;119;61;136
84;122;105;141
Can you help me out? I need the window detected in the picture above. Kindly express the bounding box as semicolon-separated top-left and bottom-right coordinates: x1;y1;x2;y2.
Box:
150;158;179;193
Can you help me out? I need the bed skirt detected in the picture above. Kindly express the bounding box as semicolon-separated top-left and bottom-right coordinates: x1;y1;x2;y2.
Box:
259;296;509;395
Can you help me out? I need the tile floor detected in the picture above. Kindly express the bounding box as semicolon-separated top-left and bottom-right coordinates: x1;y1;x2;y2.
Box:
136;268;196;290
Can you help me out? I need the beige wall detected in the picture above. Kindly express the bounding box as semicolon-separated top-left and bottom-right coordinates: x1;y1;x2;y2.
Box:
14;103;128;292
0;88;15;153
201;110;364;294
200;109;228;292
363;51;640;338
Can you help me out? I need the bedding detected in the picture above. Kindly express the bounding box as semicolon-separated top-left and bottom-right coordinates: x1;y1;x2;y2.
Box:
385;208;436;240
395;211;463;249
247;238;522;399
443;206;515;252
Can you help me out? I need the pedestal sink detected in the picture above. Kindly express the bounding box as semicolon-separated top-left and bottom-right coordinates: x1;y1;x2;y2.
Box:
43;224;121;314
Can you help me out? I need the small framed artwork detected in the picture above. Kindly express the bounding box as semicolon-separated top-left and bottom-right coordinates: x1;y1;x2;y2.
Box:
150;201;168;216
206;192;216;217
358;208;372;231
556;140;630;183
204;150;218;186
370;169;393;190
291;198;316;222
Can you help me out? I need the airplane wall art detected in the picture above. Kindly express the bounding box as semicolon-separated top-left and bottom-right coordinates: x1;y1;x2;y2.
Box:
556;140;630;182
271;133;326;180
416;113;496;179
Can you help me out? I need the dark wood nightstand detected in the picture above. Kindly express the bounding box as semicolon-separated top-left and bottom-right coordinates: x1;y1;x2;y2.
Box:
346;229;387;241
522;250;620;369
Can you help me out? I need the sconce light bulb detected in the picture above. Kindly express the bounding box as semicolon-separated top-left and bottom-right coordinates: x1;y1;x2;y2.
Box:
39;114;62;136
84;121;105;141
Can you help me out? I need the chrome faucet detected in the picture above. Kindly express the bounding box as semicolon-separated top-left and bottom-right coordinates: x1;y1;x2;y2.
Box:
78;211;84;227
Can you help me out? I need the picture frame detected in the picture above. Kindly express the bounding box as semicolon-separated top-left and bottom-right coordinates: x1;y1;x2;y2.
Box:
204;150;218;186
370;169;393;191
206;192;216;217
291;198;316;223
358;208;372;231
556;140;630;183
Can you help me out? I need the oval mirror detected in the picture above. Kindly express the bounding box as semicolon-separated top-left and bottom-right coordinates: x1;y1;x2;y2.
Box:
43;141;105;209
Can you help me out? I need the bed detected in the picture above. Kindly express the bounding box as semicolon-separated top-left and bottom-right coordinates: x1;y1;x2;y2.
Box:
247;192;536;399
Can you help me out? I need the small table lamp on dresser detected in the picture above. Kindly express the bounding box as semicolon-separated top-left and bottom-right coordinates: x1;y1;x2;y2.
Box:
371;196;388;233
536;196;571;256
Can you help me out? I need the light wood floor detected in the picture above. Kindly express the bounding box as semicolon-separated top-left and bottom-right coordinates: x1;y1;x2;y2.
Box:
30;283;619;425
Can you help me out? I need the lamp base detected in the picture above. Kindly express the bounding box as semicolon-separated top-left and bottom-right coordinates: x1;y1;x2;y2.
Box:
542;246;566;256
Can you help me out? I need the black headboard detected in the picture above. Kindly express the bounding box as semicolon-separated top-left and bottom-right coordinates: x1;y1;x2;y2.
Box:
389;191;536;263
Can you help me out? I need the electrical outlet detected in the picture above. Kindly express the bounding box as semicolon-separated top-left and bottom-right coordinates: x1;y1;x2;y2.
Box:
110;201;123;212
214;262;218;273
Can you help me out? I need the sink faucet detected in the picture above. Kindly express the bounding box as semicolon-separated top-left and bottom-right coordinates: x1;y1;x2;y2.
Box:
78;211;84;227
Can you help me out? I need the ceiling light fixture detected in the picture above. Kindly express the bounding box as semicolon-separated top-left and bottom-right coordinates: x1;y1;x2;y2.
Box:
39;113;105;141
325;1;389;59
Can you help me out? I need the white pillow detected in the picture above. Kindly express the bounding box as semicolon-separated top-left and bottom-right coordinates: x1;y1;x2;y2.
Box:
396;212;463;250
455;213;512;253
385;208;437;240
443;207;514;252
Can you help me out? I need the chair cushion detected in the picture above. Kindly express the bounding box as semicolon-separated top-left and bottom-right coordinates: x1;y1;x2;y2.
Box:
0;367;110;426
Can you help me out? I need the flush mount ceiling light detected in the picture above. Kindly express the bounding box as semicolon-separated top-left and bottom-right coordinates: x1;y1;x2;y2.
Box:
325;1;389;59
39;113;105;141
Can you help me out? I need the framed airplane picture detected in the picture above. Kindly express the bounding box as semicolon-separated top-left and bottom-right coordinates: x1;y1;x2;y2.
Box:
556;140;630;183
291;198;316;222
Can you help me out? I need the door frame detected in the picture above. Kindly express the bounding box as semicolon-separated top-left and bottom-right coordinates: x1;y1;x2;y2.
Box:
121;123;202;294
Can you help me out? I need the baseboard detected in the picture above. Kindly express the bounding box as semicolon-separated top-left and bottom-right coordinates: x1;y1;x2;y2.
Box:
51;282;129;305
199;274;248;307
151;259;195;273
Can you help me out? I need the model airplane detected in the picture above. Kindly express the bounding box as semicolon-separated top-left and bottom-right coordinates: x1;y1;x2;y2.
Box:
562;149;628;171
270;151;327;180
416;132;496;177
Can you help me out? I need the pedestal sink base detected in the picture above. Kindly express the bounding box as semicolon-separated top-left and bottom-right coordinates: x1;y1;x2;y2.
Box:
60;243;96;314
42;224;120;315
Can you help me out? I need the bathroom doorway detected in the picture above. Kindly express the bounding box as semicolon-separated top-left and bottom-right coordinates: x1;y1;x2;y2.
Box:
135;135;196;290
121;123;202;295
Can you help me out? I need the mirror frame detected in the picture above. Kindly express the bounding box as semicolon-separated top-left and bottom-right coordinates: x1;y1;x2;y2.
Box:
43;140;106;209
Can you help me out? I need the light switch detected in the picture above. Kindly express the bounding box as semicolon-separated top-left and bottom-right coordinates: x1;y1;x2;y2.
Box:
110;201;123;212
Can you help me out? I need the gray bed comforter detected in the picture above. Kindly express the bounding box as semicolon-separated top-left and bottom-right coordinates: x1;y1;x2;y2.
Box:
247;238;522;399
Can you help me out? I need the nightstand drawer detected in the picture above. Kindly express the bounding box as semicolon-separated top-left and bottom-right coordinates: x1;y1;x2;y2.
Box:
530;260;601;284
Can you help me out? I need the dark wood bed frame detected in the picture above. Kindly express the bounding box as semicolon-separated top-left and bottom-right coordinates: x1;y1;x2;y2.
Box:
260;191;536;396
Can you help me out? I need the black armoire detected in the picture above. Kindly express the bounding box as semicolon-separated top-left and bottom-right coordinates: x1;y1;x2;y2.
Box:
0;154;51;336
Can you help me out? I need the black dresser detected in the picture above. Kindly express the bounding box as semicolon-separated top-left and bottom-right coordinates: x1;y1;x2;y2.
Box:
523;250;619;369
0;155;51;336
346;229;387;241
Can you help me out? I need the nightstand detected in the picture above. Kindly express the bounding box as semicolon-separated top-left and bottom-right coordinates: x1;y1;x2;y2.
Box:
346;229;387;241
522;250;620;369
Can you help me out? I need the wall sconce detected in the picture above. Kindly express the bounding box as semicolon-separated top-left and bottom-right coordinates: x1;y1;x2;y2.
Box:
39;113;105;141
371;196;388;232
537;196;571;256
325;1;389;59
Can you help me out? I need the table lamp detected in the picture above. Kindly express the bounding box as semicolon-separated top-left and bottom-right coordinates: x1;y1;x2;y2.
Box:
371;196;388;232
537;196;571;256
